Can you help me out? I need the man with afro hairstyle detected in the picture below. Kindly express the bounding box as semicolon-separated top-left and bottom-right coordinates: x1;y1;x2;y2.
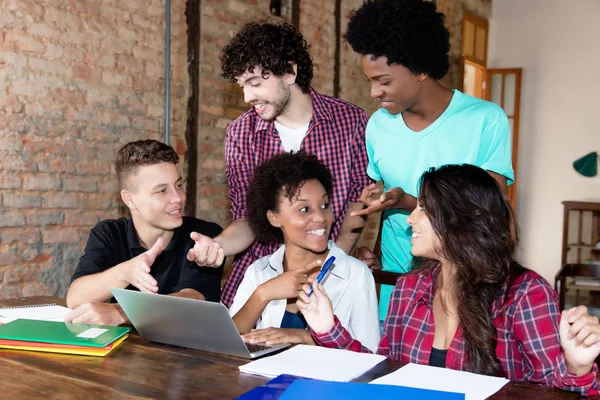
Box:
345;0;515;321
186;21;372;307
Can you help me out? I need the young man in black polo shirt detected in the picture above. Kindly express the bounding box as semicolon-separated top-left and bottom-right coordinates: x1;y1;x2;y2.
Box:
65;140;223;326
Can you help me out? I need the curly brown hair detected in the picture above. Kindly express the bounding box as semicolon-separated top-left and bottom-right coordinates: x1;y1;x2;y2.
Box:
220;21;313;93
115;140;179;189
247;151;333;243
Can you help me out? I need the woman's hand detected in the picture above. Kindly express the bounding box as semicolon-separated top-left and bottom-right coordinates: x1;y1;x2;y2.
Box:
260;260;322;301
296;278;334;334
242;327;314;345
560;305;600;376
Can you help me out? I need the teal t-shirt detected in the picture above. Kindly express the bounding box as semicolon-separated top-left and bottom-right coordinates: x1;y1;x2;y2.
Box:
368;90;514;321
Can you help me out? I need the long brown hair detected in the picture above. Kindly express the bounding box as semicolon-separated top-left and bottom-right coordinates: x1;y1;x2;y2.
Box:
415;164;525;376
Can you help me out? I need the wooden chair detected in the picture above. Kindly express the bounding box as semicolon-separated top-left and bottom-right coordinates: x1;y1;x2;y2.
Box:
555;263;600;311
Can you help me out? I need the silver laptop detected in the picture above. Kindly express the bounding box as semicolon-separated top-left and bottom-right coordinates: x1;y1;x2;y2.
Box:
111;288;289;359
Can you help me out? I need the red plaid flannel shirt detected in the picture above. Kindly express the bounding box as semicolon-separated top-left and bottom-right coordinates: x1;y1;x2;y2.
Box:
314;266;600;396
221;88;371;306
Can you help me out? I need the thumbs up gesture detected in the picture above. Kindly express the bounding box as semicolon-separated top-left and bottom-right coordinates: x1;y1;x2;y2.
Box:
122;237;164;293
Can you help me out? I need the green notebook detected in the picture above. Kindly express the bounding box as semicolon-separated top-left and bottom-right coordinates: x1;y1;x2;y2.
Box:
0;319;131;348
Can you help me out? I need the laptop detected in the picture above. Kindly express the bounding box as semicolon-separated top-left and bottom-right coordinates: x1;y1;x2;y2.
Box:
111;288;289;359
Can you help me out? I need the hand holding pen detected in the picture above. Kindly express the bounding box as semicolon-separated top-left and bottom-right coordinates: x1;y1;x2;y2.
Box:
307;256;336;297
296;256;336;334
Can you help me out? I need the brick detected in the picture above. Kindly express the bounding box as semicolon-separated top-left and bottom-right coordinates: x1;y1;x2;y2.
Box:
22;139;63;155
51;88;86;105
46;7;82;31
175;139;186;155
116;54;143;73
3;193;42;208
145;62;164;78
229;1;249;14
73;66;102;84
25;210;64;226
65;211;104;226
0;136;22;152
98;180;118;194
0;245;23;266
133;45;161;61
0;175;22;189
37;158;78;173
102;71;133;87
42;227;80;244
0;285;21;299
23;173;62;191
131;116;159;131
22;282;54;297
4;265;43;283
81;194;117;211
0;210;25;227
4;31;46;53
24;99;63;118
0;227;42;244
10;81;48;97
66;0;102;16
62;176;99;193
29;23;59;38
199;104;224;116
44;43;64;59
201;158;225;171
42;193;79;209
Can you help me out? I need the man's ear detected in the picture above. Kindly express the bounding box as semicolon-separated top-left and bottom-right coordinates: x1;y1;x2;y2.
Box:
121;189;136;211
283;62;298;86
266;210;281;228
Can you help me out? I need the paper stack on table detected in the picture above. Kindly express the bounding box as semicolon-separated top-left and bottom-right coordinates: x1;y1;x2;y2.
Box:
239;345;385;382
370;363;509;400
0;304;70;324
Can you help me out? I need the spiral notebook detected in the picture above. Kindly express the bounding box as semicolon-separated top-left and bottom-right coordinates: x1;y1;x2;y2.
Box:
0;303;70;324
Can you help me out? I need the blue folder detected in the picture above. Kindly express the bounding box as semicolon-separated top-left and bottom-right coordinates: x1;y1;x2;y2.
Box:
236;375;313;400
278;379;465;400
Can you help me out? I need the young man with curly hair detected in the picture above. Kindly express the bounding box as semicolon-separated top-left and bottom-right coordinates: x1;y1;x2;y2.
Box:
65;140;224;326
186;21;371;307
345;0;515;321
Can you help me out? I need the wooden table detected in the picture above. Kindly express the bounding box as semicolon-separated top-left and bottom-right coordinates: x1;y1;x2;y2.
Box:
0;297;589;399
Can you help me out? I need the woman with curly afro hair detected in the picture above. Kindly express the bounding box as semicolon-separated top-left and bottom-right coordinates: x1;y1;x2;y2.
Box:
196;21;371;310
228;152;380;352
346;0;515;323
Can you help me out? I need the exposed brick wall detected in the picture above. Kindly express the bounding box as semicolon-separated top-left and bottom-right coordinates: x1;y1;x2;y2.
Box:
0;0;188;298
194;0;271;226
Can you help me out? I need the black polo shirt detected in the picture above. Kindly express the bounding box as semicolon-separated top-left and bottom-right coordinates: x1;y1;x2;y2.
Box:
71;217;224;302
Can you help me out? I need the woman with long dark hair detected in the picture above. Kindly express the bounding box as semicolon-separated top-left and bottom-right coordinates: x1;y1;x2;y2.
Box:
297;164;600;395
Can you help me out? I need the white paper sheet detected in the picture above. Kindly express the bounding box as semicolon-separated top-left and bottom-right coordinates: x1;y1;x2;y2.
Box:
0;305;70;324
239;344;386;382
370;363;509;400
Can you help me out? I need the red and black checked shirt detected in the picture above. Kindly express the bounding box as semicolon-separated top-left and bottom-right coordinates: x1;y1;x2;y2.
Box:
314;266;600;396
221;88;371;306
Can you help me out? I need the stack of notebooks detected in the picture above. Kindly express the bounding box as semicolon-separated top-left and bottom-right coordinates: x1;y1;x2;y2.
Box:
0;304;131;357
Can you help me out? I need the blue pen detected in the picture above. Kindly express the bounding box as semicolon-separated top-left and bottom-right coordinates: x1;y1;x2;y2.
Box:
307;256;336;297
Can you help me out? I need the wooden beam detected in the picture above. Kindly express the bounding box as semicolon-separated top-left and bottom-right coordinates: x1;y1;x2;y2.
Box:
184;0;200;217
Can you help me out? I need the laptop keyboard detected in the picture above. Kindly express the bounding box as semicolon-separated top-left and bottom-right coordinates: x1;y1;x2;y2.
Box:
246;343;272;353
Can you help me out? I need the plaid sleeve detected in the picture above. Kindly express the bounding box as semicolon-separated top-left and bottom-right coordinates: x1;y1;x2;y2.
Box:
348;111;372;203
512;279;600;396
225;121;251;220
312;316;376;354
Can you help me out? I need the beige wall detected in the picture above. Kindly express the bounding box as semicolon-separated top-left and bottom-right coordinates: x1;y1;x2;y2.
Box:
488;0;600;284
